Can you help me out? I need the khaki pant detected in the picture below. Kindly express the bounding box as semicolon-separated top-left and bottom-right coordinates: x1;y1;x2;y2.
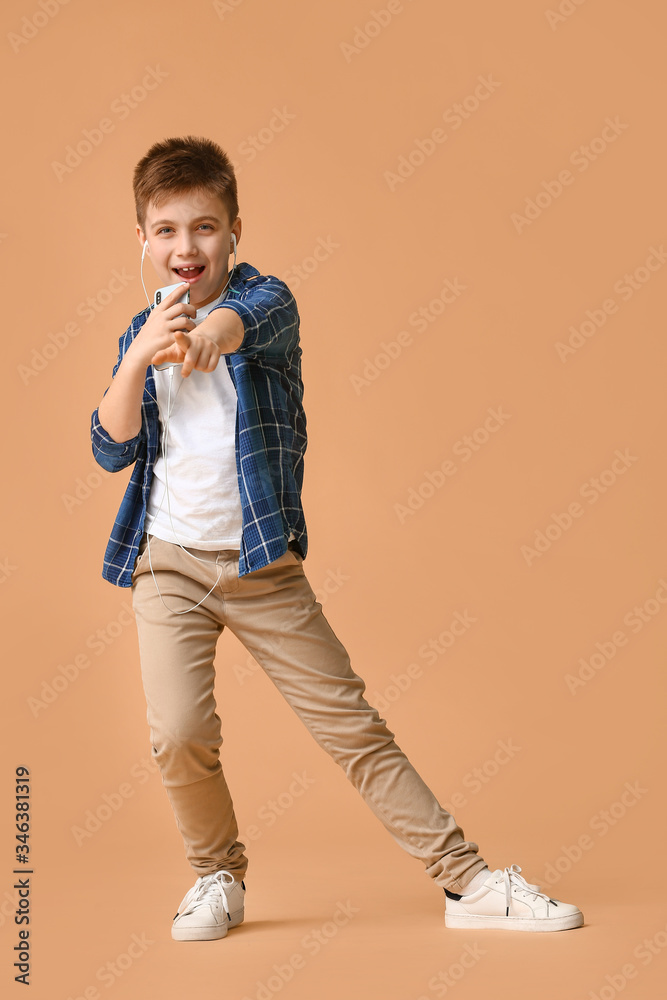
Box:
130;532;488;893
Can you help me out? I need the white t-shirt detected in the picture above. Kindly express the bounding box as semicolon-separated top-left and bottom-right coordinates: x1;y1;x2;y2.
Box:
143;287;243;550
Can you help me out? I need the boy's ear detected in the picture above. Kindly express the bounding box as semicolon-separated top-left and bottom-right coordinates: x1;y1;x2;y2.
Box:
136;225;148;251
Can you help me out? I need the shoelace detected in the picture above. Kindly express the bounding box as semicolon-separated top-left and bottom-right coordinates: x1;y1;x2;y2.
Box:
501;864;552;916
176;870;235;920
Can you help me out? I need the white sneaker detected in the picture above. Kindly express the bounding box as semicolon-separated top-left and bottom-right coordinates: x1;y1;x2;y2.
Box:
444;864;583;932
172;870;246;941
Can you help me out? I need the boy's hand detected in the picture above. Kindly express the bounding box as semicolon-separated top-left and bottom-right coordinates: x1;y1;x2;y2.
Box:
151;329;222;377
127;282;215;375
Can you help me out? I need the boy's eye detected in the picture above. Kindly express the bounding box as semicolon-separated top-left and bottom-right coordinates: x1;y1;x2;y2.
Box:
155;224;213;235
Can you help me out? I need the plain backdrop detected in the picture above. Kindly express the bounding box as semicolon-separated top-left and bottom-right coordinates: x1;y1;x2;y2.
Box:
1;1;666;998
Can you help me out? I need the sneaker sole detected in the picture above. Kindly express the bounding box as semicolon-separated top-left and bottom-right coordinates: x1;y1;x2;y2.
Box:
171;905;244;941
445;911;584;932
172;922;229;941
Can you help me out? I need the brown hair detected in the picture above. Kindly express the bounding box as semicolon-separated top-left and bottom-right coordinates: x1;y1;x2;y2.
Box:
133;135;239;235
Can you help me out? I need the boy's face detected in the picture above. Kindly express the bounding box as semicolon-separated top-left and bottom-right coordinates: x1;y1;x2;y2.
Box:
137;188;242;309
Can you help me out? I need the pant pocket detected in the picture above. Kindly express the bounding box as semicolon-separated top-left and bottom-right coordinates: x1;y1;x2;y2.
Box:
132;531;151;579
287;542;304;562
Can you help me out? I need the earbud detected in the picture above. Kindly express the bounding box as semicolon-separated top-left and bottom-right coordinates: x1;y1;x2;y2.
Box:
230;233;237;253
142;239;149;260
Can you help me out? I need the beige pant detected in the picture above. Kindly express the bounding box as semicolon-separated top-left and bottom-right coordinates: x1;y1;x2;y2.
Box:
130;531;488;893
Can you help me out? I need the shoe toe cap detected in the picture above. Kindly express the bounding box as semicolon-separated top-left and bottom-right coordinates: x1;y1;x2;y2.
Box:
174;907;226;930
552;899;582;914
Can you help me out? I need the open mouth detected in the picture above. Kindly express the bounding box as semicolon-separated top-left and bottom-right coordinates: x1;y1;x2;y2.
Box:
173;265;206;281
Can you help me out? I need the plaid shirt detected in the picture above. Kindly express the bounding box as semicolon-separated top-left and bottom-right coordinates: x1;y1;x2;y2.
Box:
90;262;308;588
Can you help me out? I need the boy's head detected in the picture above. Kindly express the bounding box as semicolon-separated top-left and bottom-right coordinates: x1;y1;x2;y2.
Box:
134;135;242;308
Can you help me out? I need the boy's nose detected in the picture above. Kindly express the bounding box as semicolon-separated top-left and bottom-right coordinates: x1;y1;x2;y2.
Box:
175;239;200;256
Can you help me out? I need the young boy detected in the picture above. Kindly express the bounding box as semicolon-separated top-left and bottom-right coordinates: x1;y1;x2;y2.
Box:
90;135;583;941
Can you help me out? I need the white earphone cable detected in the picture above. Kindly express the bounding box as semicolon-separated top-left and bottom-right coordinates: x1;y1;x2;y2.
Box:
136;237;238;613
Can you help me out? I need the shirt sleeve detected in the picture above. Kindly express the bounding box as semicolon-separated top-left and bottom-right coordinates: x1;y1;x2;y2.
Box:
90;322;146;472
209;273;300;362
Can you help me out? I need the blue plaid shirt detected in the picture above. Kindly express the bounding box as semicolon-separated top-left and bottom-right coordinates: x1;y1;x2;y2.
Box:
90;262;308;588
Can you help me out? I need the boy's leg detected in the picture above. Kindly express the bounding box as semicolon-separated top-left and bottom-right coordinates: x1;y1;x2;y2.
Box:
224;547;488;894
130;533;248;881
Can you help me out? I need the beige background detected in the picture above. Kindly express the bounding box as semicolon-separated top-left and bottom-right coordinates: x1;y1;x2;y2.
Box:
1;0;666;997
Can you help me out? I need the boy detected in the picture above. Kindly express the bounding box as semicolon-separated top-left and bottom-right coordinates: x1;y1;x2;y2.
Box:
90;135;583;940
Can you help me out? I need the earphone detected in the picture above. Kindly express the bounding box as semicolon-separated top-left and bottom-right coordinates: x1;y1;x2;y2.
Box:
136;231;239;614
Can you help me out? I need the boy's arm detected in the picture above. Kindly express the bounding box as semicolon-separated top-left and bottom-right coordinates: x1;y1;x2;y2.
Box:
196;307;244;355
91;324;148;473
199;274;299;361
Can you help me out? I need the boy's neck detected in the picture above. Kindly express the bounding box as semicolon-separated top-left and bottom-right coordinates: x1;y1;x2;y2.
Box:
192;268;234;310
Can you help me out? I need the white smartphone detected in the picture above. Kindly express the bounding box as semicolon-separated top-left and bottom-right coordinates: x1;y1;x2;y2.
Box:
153;281;190;309
152;282;191;369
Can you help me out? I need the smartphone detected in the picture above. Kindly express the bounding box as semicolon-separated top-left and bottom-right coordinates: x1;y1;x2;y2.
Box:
154;282;190;309
152;282;191;369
